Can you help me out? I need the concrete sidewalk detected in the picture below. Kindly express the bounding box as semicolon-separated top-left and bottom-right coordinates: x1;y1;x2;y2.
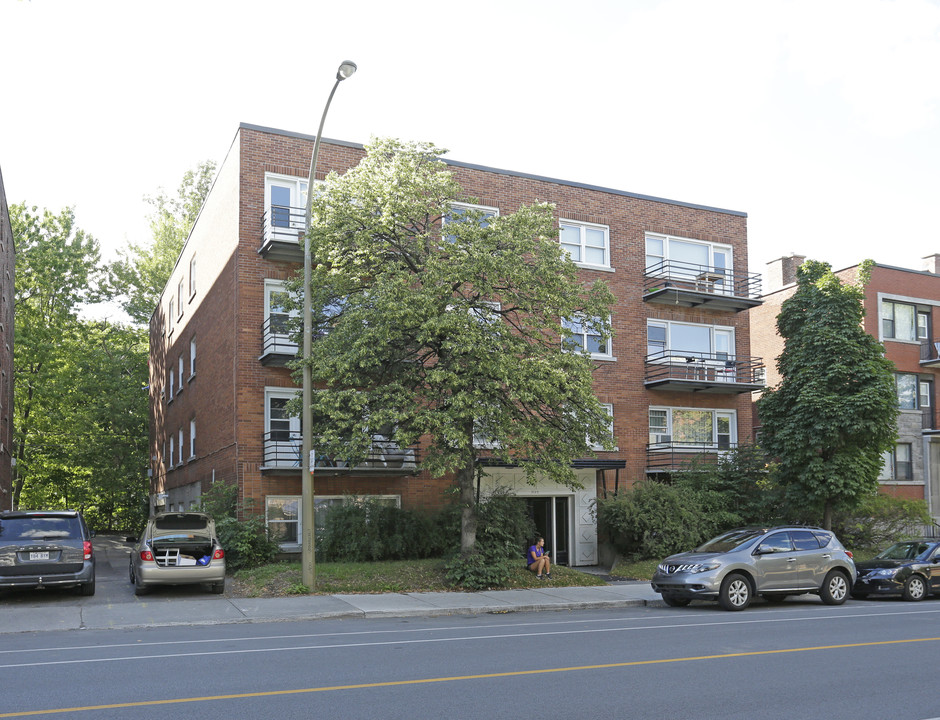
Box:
2;581;663;635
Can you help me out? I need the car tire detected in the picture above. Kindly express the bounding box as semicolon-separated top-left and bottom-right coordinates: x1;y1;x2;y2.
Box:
762;593;789;603
78;578;95;597
719;573;751;611
820;570;849;605
661;593;691;607
210;581;225;595
134;575;149;596
902;575;927;602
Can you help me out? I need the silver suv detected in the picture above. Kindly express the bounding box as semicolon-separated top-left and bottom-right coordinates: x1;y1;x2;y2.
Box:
651;526;856;610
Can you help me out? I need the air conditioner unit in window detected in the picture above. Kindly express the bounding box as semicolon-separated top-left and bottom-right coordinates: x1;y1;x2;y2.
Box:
651;434;671;444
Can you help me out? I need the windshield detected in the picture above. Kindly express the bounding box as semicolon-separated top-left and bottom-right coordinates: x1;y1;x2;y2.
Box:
875;541;931;561
694;528;765;553
0;516;80;540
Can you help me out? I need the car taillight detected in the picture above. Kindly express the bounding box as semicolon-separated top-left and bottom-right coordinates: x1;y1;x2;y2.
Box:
83;541;93;560
140;550;154;562
845;550;854;559
213;548;225;560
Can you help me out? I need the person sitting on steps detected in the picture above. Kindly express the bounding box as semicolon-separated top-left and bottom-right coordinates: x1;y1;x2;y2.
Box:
527;536;552;580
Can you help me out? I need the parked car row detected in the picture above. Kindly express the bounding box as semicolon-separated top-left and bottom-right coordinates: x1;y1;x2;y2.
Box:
0;510;226;598
651;525;940;611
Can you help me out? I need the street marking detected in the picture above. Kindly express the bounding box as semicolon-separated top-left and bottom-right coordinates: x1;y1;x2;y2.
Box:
1;636;939;717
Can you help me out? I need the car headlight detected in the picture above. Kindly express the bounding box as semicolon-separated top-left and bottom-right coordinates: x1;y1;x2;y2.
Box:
658;562;720;574
871;568;900;578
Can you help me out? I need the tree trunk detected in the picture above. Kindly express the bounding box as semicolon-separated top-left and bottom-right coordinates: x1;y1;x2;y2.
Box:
822;498;833;531
457;462;477;553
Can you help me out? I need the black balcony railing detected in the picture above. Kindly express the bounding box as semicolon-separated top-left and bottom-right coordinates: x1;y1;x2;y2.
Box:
261;431;419;472
646;440;738;471
259;205;306;260
645;350;765;388
643;260;762;311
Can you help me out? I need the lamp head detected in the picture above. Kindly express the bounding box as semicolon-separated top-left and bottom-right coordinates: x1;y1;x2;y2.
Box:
337;61;358;81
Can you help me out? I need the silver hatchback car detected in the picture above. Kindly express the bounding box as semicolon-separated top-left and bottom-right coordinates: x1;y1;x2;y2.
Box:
129;512;226;595
651;526;856;610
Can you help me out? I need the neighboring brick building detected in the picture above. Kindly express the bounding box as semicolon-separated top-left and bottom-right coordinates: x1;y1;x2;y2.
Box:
753;254;940;522
0;167;13;511
149;123;763;565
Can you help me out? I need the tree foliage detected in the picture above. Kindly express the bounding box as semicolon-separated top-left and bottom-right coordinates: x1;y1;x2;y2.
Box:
296;138;615;552
110;161;215;324
756;260;898;528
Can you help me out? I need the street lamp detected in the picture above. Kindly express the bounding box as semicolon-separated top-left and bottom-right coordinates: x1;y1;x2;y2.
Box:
301;60;357;589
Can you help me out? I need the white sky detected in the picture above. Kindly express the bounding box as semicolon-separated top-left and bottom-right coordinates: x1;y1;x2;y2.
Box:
2;0;939;285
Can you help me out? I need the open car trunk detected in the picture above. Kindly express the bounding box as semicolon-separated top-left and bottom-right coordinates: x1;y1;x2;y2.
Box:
150;537;216;566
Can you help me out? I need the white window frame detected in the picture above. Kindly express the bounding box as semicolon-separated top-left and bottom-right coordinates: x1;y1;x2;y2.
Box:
648;406;737;449
264;387;301;468
189;338;196;379
443;202;499;242
559;219;610;270
563;315;614;360
189;418;196;460
265;279;299;352
169;436;175;468
264;172;310;241
589;403;616;451
168;368;175;401
189;256;196;298
645;232;733;294
881;298;930;343
266;495;301;548
167;297;174;335
178;427;184;466
178;355;184;392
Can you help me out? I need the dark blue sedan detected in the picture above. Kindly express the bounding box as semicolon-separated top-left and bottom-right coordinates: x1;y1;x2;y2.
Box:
852;539;940;601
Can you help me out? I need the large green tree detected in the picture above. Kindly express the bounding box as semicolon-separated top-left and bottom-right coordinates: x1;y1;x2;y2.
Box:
111;160;215;324
297;138;615;552
757;259;898;529
11;204;107;509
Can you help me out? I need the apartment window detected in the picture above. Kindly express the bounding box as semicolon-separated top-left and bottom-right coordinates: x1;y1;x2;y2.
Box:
920;380;932;409
649;407;736;449
264;388;300;467
178;355;184;392
560;220;609;268
266;495;300;546
562;316;612;359
589;404;615;451
646;320;734;360
896;373;919;409
645;233;733;292
189;256;196;298
168;369;175;401
189;419;196;459
168;298;174;333
178;427;184;466
265;280;297;337
881;300;930;342
169;436;175;467
265;173;309;234
190;338;196;378
881;444;913;481
443;203;498;242
177;280;184;317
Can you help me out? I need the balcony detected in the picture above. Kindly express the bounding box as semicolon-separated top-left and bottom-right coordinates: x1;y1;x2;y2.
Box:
645;351;764;394
259;205;305;262
643;261;762;312
646;440;738;473
259;316;298;366
920;340;940;368
923;408;940;434
261;431;420;475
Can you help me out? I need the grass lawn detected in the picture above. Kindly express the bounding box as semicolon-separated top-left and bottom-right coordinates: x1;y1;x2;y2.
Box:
227;558;608;598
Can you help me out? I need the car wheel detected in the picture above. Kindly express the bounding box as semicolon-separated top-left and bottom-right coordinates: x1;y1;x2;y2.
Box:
719;573;751;611
820;570;849;605
134;574;149;596
210;581;225;595
78;579;96;597
661;593;691;607
902;575;927;602
762;593;789;603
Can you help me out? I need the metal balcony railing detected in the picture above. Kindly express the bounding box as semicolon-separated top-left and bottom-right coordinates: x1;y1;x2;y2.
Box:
260;315;298;364
261;431;420;472
645;350;765;387
643;260;762;310
259;205;306;260
646;440;738;471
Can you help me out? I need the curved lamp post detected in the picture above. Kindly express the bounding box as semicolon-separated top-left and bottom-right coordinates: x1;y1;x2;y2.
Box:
301;60;357;589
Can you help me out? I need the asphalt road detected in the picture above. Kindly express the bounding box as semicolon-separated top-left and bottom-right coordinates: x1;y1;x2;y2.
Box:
2;596;939;719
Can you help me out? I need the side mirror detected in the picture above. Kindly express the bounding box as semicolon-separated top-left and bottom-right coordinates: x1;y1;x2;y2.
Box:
756;544;777;555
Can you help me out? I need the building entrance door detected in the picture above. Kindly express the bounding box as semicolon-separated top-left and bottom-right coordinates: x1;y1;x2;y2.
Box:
526;497;570;566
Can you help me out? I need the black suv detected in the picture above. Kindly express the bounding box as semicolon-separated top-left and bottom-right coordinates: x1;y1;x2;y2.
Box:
0;510;96;596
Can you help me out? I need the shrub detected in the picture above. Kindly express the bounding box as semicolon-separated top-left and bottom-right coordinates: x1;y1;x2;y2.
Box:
444;490;536;590
832;493;933;550
197;482;279;571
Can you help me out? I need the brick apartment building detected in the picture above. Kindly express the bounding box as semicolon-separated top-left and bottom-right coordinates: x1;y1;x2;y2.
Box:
0;166;14;511
148;123;763;566
753;253;940;522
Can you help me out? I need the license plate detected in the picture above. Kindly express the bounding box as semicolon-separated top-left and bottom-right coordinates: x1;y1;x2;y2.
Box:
29;551;50;561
